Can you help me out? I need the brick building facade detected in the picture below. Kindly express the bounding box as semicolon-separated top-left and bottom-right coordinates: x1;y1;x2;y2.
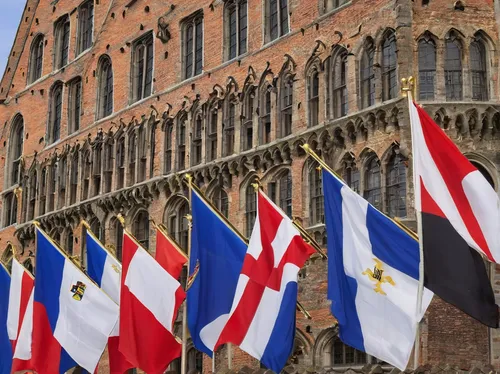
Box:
0;0;500;372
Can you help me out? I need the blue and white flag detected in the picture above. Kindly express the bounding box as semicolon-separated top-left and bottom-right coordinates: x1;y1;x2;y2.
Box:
323;169;433;370
0;263;12;374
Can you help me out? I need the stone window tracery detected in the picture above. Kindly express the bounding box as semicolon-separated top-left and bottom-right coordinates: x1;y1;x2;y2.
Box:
128;132;137;186
223;98;236;157
131;32;154;103
68;77;82;134
70;153;79;204
309;161;324;226
363;156;381;210
182;11;204;79
28;34;44;84
418;37;436;100
164;121;173;174
77;0;94;55
212;187;229;218
259;86;272;145
8;115;24;188
224;0;247;60
470;38;488;101
242;86;255;151
192;113;203;166
177;115;187;170
133;210;150;250
360;40;375;109
207;105;218;162
265;0;289;43
381;31;397;101
269;169;293;218
332;47;348;118
97;55;113;119
54;15;70;70
48;82;63;144
3;193;17;228
245;184;257;237
58;156;67;209
445;31;463;101
280;74;293;137
386;147;407;218
308;69;319;128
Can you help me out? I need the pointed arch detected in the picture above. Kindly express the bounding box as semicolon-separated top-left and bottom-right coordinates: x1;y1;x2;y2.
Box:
96;54;113;119
7;114;24;188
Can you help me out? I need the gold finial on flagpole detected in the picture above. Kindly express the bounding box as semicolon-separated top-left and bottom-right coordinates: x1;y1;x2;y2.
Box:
401;76;415;98
117;214;126;227
6;240;17;260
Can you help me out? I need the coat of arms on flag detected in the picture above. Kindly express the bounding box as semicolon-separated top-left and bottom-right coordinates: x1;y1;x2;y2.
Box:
71;281;86;301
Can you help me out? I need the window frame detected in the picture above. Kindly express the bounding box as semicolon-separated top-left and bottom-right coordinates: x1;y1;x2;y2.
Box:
363;156;382;211
182;11;204;80
223;98;236;157
224;0;248;61
177;114;187;170
28;34;44;84
8;115;24;188
245;184;257;237
131;32;154;103
470;38;488;101
444;32;463;101
133;210;150;250
381;31;397;102
192;112;203;166
331;48;348;118
54;15;70;70
418;37;436;101
259;86;272;145
76;0;94;56
206;105;218;162
308;69;319;128
97;56;114;120
68;77;82;134
360;41;375;109
265;0;290;44
3;192;17;228
48;82;63;144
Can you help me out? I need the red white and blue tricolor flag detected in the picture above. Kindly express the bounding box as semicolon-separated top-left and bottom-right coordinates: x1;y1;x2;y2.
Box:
7;259;34;373
85;230;134;374
29;227;119;374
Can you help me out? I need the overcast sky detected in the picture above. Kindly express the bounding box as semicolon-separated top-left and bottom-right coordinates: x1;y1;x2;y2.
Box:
0;2;26;78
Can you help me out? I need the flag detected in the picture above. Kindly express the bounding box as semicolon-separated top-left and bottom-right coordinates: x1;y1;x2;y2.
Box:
323;169;434;370
192;189;315;372
155;225;188;277
7;259;34;372
409;100;500;327
85;230;134;374
0;263;11;374
187;189;246;357
32;227;119;373
119;231;184;374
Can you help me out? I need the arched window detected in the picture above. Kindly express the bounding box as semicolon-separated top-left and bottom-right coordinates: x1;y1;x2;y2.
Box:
329;336;368;366
164;121;173;173
264;0;289;43
418;38;436;100
245;184;257;237
58;156;67;209
70;152;79;204
308;70;319;127
149;123;156;179
68;77;82;134
28;34;44;84
382;31;397;101
137;125;147;183
386;149;407;218
133;210;150;249
48;82;63;144
116;136;125;189
224;0;248;60
82;150;91;200
309;163;324;225
343;156;360;193
90;218;103;241
8;115;24;187
104;139;114;193
360;41;375;108
242;86;255;151
445;31;463;101
97;56;113;119
65;229;74;255
269;170;292;218
363;156;381;210
28;171;37;221
54;15;70;70
259;87;272;145
128;132;137;186
182;12;204;79
167;200;189;252
131;32;154;103
177;115;187;170
207;105;218;162
114;219;124;261
93;142;102;195
187;347;203;373
212;187;229;218
332;48;348;118
3;192;17;227
223;99;236;157
192;113;203;166
280;75;293;137
39;167;47;216
76;0;94;54
48;161;57;212
470;39;488;101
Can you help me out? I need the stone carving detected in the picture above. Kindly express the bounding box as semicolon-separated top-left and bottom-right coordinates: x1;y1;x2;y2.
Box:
156;17;171;43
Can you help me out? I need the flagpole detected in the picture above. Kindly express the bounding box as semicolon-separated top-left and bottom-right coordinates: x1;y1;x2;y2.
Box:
402;77;424;369
182;174;194;374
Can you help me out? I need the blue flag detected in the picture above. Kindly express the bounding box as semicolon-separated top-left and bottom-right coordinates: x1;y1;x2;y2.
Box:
0;264;12;374
187;189;246;356
323;169;433;370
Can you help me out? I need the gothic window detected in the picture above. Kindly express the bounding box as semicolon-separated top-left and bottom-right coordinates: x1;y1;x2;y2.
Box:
133;210;150;249
223;100;236;157
178;115;187;170
68;77;82;134
167;201;189;252
66;230;74;255
386;149;407;218
164;121;173;173
343;157;360;193
259;87;272;145
245;184;256;237
90;218;103;241
70;153;78;204
39;167;47;216
116;136;125;189
128;132;137;186
58;156;67;209
92;143;102;196
360;41;375;109
138;126;147;182
192;113;203;166
8;115;24;187
445;32;463;101
76;0;94;55
418;38;436;100
363;156;381;210
280;74;293;137
269;170;292;218
207;106;218;162
3;193;17;227
332;48;348;118
48;162;57;212
97;56;113;119
187;348;203;373
54;15;70;69
309;163;324;225
149;123;156;178
265;0;289;43
114;219;124;261
225;0;247;60
470;39;488;101
329;336;369;366
381;31;397;101
131;32;154;103
82;151;91;200
323;0;348;13
48;82;63;144
28;34;44;84
182;12;204;79
28;171;37;221
308;70;319;128
103;140;113;193
242;87;255;151
212;187;229;218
